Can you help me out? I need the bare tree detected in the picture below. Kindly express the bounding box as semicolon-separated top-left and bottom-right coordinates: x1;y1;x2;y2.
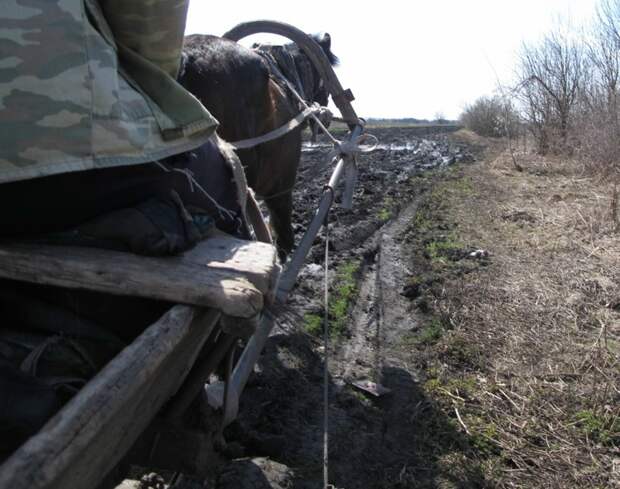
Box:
518;23;587;153
433;111;448;124
578;0;620;170
594;0;620;104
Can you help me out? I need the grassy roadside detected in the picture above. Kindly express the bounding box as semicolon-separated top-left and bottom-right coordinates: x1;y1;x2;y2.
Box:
402;130;619;488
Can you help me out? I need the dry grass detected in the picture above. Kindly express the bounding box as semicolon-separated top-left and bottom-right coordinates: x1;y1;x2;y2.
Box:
413;132;619;488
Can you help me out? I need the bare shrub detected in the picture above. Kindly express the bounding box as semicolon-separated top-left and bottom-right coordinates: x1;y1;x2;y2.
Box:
460;95;520;138
514;1;620;178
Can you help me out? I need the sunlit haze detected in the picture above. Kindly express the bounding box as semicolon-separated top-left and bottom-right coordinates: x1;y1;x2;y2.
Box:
186;0;598;120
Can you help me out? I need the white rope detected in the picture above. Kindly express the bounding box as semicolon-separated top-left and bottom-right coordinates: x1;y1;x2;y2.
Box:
323;202;331;489
228;105;322;150
287;85;339;146
154;160;237;222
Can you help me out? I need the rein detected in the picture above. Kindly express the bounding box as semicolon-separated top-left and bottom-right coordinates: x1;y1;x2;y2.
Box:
227;46;328;151
227;104;322;151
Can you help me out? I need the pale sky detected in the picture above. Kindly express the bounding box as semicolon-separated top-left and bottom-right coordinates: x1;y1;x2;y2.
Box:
186;0;598;120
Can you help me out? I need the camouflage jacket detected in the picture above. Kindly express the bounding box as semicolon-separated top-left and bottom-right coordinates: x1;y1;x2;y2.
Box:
0;0;217;184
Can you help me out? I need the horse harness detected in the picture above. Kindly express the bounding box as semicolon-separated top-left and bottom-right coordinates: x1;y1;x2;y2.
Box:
226;44;329;152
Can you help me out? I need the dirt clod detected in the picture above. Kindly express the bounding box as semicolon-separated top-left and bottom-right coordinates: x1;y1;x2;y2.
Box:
217;458;294;489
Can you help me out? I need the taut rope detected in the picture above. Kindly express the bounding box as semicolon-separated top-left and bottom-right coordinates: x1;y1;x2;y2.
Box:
322;186;334;489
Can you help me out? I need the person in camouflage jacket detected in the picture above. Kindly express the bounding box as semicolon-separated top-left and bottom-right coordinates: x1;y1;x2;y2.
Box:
0;0;218;184
0;0;255;241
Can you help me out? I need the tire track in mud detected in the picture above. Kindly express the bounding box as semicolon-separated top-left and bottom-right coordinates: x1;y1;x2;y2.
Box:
321;198;429;489
228;198;432;489
337;198;422;385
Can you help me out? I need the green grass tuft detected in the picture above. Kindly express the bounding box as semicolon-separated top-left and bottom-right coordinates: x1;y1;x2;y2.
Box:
574;410;619;446
378;207;392;221
303;313;323;336
329;260;361;337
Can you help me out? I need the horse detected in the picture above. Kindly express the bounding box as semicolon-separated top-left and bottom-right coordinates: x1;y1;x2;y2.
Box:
179;33;338;259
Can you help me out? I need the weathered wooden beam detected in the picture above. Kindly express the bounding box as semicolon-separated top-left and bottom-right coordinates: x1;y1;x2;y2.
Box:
183;237;280;303
0;236;279;318
0;306;221;489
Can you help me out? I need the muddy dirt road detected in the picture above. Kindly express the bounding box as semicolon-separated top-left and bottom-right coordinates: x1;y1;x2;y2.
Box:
221;126;482;489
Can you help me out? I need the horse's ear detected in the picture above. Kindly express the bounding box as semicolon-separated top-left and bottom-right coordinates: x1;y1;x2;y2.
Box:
320;32;331;49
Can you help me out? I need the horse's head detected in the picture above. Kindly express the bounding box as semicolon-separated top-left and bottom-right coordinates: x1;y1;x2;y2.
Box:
303;33;338;139
290;32;338;107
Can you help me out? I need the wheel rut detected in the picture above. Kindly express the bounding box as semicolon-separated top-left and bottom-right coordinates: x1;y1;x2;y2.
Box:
223;128;473;489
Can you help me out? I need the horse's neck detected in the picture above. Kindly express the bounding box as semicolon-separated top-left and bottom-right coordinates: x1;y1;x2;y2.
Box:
258;46;319;105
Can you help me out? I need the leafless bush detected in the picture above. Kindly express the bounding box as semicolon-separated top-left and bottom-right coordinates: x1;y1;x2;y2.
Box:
460;95;521;138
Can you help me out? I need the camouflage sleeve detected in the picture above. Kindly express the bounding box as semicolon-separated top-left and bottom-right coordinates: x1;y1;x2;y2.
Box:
98;0;189;78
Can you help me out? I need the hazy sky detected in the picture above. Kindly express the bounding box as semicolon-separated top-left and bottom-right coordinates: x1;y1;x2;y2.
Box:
186;0;598;120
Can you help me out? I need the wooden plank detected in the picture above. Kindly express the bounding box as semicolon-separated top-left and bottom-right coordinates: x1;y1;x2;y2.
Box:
182;236;280;302
0;237;279;317
0;306;221;489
